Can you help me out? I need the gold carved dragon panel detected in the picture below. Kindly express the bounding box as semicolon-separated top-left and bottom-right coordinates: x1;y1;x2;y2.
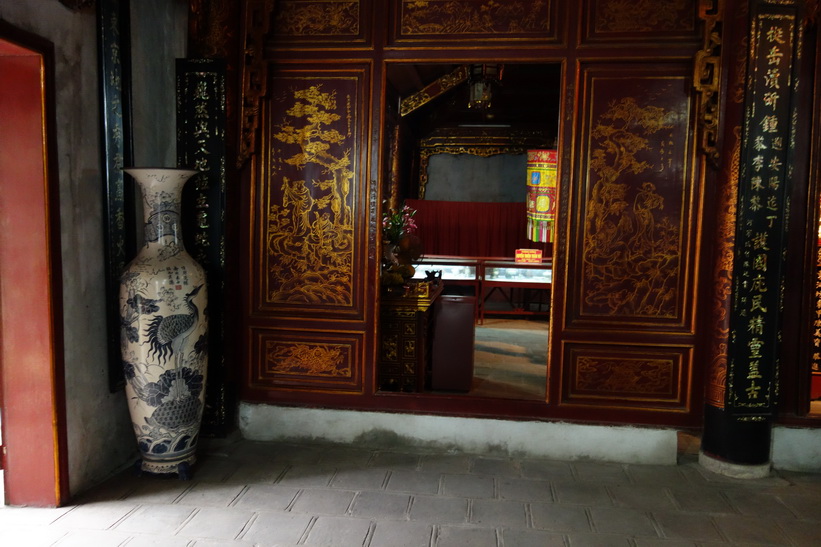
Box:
397;0;552;41
583;0;698;43
273;0;362;36
251;330;363;391
260;73;363;312
563;343;690;410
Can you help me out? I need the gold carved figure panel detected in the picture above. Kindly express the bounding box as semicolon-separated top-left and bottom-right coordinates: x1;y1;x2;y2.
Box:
261;75;362;311
573;67;696;327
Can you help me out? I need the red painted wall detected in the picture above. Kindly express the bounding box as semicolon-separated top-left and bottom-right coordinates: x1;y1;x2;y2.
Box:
0;42;63;506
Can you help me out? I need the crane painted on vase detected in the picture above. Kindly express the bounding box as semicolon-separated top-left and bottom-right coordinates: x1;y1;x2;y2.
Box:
145;283;204;368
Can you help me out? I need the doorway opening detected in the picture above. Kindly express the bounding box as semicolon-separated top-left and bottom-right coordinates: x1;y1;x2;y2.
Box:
381;62;561;401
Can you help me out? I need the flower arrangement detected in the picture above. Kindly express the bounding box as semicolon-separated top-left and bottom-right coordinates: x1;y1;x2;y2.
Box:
382;204;418;246
382;204;420;287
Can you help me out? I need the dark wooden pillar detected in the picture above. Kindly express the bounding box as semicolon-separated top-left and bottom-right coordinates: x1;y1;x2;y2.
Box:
702;0;807;472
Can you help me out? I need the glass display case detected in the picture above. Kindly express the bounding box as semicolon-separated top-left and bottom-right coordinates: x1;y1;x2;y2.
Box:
484;262;552;285
481;260;552;323
412;256;479;282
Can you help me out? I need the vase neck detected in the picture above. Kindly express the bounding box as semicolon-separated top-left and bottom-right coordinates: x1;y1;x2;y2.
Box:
125;168;197;252
141;185;184;250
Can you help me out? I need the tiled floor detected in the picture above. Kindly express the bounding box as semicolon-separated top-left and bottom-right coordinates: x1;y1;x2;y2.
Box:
471;318;548;400
1;436;820;546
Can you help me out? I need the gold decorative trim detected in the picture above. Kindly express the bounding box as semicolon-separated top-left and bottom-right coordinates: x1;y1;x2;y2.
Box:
400;65;469;117
238;0;275;167
417;128;551;198
694;0;724;166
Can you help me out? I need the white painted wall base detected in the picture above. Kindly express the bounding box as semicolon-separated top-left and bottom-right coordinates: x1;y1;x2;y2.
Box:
772;426;821;472
238;403;678;465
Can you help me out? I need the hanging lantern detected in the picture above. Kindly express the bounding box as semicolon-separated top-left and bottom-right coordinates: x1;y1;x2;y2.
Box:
526;149;558;243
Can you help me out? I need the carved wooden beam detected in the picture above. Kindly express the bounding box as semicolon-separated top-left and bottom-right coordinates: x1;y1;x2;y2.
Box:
400;65;469;117
694;0;724;166
237;0;274;167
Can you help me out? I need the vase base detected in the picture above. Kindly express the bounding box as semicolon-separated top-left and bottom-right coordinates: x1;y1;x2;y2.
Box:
136;453;198;479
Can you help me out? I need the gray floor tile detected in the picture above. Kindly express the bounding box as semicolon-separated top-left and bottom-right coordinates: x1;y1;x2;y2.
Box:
471;456;521;477
239;511;313;544
435;524;498;547
607;484;677;510
114;503;194;534
530;502;591;532
723;489;797;518
190;456;238;482
588;506;659;537
0;505;73;526
370;450;423;470
231;483;300;510
519;459;575;481
6;439;819;547
175;482;246;507
632;538;698;547
500;527;566;547
127;535;193;547
370;520;433;547
498;477;554;502
712;514;792;545
552;481;612;505
419;454;473;474
625;464;694;488
470;498;527;527
51;529;133;546
668;488;736;514
441;473;495;498
318;446;376;467
387;470;442;494
775;518;821;545
776;491;821;520
572;462;631;484
330;467;389;490
409;495;469;524
277;464;337;487
652;511;725;542
352;490;412;519
224;461;288;484
51;501;139;530
119;479;193;504
303;515;373;546
0;525;68;547
290;488;356;515
565;531;632;546
176;506;255;540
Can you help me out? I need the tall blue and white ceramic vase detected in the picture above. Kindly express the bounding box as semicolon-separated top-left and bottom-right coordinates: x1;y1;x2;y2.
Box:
119;168;208;479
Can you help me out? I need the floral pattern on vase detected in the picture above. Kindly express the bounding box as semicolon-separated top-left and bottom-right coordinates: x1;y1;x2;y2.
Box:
119;168;208;478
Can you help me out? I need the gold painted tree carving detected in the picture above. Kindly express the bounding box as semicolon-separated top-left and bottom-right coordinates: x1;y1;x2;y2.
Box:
266;85;354;305
583;97;680;317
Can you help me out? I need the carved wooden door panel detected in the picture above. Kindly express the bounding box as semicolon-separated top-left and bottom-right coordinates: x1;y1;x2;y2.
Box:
551;59;704;416
243;64;374;399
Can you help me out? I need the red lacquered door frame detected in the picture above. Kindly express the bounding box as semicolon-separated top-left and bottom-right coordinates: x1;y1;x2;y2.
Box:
0;23;68;507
